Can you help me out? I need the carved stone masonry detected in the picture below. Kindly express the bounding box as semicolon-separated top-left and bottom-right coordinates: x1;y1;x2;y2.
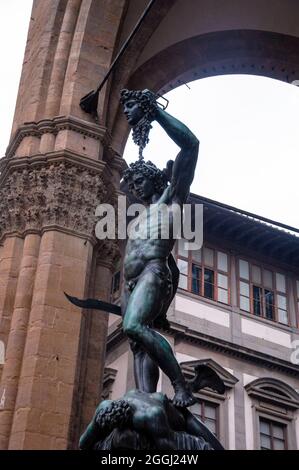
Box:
0;157;111;242
96;239;121;268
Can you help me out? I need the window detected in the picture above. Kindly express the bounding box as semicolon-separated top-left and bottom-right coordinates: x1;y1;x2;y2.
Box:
182;359;239;449
204;268;214;300
191;400;219;437
265;289;275;320
101;368;117;401
238;259;288;324
178;258;188;289
253;285;262;316
191;264;201;294
259;418;287;450
245;378;299;450
177;240;230;305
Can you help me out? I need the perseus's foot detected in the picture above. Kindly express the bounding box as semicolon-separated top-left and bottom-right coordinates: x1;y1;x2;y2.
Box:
95;399;132;432
172;385;196;408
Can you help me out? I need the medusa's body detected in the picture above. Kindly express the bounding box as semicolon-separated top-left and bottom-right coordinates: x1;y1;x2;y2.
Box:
79;389;222;450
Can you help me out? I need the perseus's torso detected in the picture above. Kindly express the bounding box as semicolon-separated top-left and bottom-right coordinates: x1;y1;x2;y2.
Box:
124;197;182;281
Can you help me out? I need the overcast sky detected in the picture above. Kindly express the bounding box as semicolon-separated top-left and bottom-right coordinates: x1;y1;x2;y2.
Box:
1;0;299;229
124;77;299;229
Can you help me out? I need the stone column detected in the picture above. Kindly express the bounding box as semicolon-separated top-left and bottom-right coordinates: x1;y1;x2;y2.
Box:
0;0;128;450
0;156;111;449
44;0;83;118
0;236;24;427
10;0;68;136
10;0;128;140
70;241;120;447
8;231;94;449
0;237;24;369
0;234;40;449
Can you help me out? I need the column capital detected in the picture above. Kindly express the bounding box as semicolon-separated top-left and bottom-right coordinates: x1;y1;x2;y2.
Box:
0;153;116;243
5;115;112;159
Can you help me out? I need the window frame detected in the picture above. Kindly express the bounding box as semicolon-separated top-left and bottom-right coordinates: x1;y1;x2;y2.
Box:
191;399;220;438
245;377;299;450
259;416;288;450
181;359;238;449
176;242;231;306
237;258;289;326
101;367;117;401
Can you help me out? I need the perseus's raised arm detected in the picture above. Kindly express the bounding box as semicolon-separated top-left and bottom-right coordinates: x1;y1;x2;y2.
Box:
155;108;199;204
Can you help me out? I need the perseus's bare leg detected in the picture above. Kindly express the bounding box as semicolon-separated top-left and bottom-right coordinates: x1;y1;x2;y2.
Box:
129;341;159;393
123;270;195;407
132;254;179;393
122;283;159;393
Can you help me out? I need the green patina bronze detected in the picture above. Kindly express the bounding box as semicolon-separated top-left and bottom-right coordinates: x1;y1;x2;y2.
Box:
120;88;199;407
66;89;226;449
79;389;224;450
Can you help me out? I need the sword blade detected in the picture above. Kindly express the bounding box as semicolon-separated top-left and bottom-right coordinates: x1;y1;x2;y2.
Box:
64;292;122;316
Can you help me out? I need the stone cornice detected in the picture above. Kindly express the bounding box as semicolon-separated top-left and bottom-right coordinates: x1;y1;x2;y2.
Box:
0;226;99;247
5;115;111;159
245;377;299;409
106;322;299;377
175;322;299;376
0;150;108;184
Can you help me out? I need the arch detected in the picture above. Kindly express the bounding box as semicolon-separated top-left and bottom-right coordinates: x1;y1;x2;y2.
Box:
130;30;299;91
245;377;299;410
111;29;299;154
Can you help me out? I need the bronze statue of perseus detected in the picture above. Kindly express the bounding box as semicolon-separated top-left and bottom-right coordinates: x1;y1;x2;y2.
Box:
66;88;226;449
66;89;226;406
67;90;225;408
120;88;200;407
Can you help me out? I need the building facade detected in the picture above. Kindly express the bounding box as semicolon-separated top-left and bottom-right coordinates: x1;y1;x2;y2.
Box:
105;194;299;450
